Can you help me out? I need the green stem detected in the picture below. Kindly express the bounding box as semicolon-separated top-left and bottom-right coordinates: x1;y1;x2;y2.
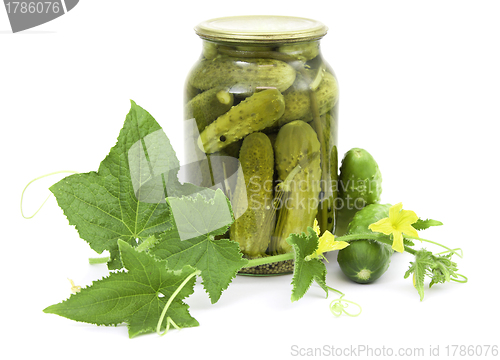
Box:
206;155;216;187
435;247;463;257
326;286;344;298
336;233;418;255
88;256;110;264
379;238;417;255
247;232;420;269
244;253;295;268
335;233;385;242
405;235;463;258
245;230;449;270
157;269;201;336
337;233;463;258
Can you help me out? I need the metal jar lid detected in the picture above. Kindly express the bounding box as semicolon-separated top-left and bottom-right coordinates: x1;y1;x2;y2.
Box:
194;15;328;43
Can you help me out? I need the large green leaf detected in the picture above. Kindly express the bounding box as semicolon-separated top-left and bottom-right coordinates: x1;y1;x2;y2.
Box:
44;240;199;338
287;228;329;302
151;190;248;304
50;101;177;268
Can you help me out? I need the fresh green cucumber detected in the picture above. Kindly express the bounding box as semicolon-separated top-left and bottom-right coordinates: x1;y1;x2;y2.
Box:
337;239;392;284
346;203;391;236
336;203;393;284
335;148;382;236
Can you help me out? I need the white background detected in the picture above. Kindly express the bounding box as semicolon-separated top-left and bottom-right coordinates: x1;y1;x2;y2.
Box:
2;1;499;359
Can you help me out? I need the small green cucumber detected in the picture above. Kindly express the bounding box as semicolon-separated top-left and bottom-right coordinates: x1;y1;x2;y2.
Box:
230;132;275;258
272;120;322;254
337;203;393;284
185;87;234;133
337;239;392;284
188;57;296;95
335;148;382;236
346;203;391;236
198;88;285;154
279;71;339;126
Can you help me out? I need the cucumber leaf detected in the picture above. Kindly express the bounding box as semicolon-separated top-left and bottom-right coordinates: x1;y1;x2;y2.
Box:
428;253;459;288
50;101;178;269
404;249;460;301
412;218;443;231
150;190;248;304
404;249;431;301
287;227;329;302
44;240;199;338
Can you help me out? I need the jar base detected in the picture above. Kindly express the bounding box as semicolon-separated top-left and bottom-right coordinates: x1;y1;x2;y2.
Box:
237;259;294;276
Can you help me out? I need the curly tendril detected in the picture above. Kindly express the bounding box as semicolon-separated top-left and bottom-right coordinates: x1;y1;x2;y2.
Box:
329;295;363;317
450;273;468;283
21;170;79;219
327;287;362;317
435;247;464;258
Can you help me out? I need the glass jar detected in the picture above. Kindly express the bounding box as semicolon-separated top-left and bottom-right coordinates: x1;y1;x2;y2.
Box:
183;15;338;275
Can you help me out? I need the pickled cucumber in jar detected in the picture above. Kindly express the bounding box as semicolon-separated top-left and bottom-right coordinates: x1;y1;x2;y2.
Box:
184;16;339;275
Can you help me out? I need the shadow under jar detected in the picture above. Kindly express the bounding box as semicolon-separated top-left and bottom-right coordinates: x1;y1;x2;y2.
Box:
183;15;339;275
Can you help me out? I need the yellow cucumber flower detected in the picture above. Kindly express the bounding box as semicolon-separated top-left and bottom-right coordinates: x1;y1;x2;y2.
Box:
313;218;321;236
368;202;419;253
308;219;349;261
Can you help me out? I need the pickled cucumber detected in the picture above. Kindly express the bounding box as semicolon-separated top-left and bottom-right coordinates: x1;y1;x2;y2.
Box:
278;41;319;61
184;37;340;269
272;121;322;254
198;88;285;154
219;139;242;158
279;71;338;126
185;87;234;133
235;45;274;52
310;113;338;234
188;57;296;95
185;83;201;102
230;132;275;257
203;41;219;60
316;144;338;234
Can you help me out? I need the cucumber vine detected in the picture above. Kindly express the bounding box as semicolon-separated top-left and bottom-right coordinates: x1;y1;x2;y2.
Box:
23;101;466;338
